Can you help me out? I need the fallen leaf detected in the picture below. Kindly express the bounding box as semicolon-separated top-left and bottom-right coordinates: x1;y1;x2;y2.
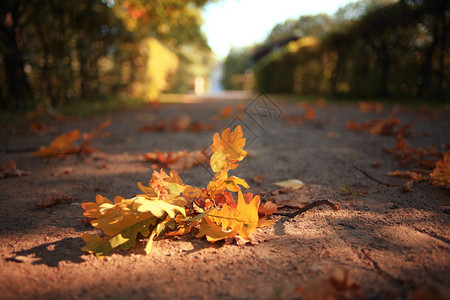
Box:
430;150;450;188
0;160;30;178
359;101;383;113
34;129;80;157
197;191;260;242
383;134;442;169
34;121;110;157
210;125;247;172
220;106;233;118
258;201;278;217
387;170;426;181
269;195;309;208
296;266;363;300
282;106;316;126
251;174;264;184
273;179;305;190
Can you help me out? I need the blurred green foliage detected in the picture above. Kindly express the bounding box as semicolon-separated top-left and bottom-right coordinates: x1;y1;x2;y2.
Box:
225;0;449;102
0;0;213;111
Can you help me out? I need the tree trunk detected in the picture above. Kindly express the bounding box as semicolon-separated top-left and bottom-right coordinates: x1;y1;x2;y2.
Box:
0;4;33;109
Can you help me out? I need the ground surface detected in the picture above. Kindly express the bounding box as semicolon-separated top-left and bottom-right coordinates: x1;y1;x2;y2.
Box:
0;93;449;300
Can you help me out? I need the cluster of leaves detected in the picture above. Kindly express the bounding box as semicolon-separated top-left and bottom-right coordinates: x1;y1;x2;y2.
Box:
34;120;111;157
81;126;275;257
346;107;410;136
383;134;443;169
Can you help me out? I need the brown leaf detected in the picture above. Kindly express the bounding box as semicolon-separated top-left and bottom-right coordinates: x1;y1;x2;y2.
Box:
0;160;30;178
258;201;278;217
430;150;450;188
268;194;309;208
251;174;264;184
387;170;426;181
296;267;363;300
359;101;383;113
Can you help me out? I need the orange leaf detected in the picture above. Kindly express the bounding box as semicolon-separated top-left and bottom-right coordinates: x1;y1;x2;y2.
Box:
210;125;247;172
430;150;450;188
199;191;260;241
258;201;278;217
387;170;426;181
34;129;80;157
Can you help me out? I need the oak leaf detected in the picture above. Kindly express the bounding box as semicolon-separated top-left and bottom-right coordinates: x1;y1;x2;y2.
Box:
34;121;110;157
34;129;80;157
81;172;188;257
430;150;450;188
197;191;260;242
210;125;247;172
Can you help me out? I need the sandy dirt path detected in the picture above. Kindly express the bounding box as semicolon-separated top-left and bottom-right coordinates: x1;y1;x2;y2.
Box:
0;93;449;299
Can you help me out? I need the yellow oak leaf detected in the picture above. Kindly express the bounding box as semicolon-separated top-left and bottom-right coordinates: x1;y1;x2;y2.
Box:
132;196;186;219
206;175;249;195
210;126;247;172
83;195;154;238
81;234;112;258
196;215;235;242
199;191;260;241
34;129;80;157
430;150;450;188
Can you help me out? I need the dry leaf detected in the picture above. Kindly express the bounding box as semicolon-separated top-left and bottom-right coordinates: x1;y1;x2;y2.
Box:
296;266;363;300
387;170;426;181
282;106;316;126
359;101;383;113
258;201;278;217
430;150;450;188
383;134;442;169
220;106;233;118
81;126;276;257
269;195;309;208
0;160;30;178
34;129;80;157
34;121;110;157
197;191;260;242
273;179;305;190
251;174;264;184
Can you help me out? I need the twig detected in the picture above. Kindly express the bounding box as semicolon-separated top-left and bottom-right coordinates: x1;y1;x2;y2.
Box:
361;248;404;285
353;165;401;187
273;199;339;218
